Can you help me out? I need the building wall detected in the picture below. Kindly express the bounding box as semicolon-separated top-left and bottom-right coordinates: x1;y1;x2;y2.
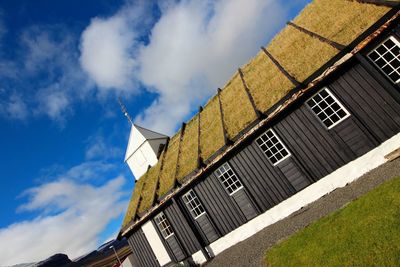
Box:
126;30;400;266
127;228;159;267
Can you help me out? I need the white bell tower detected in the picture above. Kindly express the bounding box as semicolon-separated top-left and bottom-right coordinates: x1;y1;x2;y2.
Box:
124;124;168;180
118;98;168;180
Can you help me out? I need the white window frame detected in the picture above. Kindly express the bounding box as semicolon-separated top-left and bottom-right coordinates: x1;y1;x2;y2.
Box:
367;35;400;84
182;190;206;219
306;88;350;129
215;163;243;196
256;129;291;166
154;212;174;239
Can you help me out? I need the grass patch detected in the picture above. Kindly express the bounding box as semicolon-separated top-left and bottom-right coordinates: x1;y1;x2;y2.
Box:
293;0;390;46
157;131;181;197
137;157;163;214
241;51;294;113
122;178;145;227
200;95;226;161
265;176;400;267
176;115;199;183
268;25;339;83
220;72;257;140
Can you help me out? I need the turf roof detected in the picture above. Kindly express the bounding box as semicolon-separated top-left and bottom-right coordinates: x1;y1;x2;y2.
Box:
220;72;258;139
199;95;226;161
157;131;181;197
121;0;393;229
121;178;145;227
137;154;163;214
176;115;200;183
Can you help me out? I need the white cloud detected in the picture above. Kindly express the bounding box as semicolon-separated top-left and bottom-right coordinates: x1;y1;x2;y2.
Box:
80;17;136;91
0;165;128;266
0;93;28;120
35;87;71;122
16;26;93;123
79;2;154;93
135;0;291;134
79;0;299;134
85;135;123;161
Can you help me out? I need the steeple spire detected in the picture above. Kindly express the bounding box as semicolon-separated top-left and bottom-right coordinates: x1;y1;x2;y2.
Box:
118;97;133;125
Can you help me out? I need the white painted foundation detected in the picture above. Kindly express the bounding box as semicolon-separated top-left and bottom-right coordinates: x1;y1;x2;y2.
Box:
198;132;400;258
191;250;208;265
142;221;171;266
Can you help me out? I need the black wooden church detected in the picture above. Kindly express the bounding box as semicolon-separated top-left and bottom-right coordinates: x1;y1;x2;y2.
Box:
118;1;400;266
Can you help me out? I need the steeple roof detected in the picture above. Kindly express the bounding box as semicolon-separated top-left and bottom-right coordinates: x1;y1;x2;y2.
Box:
124;124;168;162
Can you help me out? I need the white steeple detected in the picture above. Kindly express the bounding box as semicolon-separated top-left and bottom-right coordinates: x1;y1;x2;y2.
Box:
125;124;168;180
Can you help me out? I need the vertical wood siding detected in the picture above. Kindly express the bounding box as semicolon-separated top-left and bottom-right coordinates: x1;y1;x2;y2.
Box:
194;174;246;236
165;235;185;262
276;158;311;191
230;188;258;220
128;229;159;267
193;214;219;243
163;203;202;256
229;144;296;212
330;63;400;143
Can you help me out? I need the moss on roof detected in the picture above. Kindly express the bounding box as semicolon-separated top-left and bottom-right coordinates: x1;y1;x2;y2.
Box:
176;115;199;183
122;178;145;227
241;52;294;112
200;96;226;161
137;155;163;214
268;25;339;83
157;131;181;197
293;0;391;46
220;72;258;139
121;0;393;231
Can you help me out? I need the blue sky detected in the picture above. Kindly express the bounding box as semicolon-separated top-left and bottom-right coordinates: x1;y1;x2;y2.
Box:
0;0;309;265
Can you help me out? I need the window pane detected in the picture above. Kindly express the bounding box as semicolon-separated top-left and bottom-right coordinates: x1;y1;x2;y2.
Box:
182;190;206;219
368;36;400;84
307;88;350;129
215;163;243;195
155;212;174;239
256;129;291;165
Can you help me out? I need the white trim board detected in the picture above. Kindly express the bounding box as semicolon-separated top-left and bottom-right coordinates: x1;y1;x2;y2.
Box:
192;132;400;261
141;221;171;266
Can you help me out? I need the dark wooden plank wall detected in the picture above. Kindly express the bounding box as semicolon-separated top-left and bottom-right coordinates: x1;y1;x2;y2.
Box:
276;158;311;191
165;235;185;262
163;202;202;257
127;229;159;267
229;144;296;212
193;214;219;243
194;173;247;236
331;63;400;142
230;188;258;220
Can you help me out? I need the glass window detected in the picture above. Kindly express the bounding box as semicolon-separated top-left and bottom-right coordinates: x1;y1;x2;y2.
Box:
215;163;243;195
182;190;205;219
307;88;350;129
154;212;174;239
256;129;291;165
368;36;400;84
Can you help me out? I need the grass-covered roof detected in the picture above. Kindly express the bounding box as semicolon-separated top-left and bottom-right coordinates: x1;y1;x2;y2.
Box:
199;95;226;161
121;178;145;227
157;131;181;197
293;0;390;46
176;115;199;183
121;0;394;229
220;72;258;139
137;154;163;214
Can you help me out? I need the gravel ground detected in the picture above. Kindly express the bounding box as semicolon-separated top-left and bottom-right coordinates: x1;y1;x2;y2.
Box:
204;157;400;267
